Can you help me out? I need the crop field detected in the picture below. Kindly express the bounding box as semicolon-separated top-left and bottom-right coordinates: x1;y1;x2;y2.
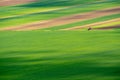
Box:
0;0;120;80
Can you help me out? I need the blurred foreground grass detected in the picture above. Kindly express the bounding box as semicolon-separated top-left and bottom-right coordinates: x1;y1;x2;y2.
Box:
0;30;120;80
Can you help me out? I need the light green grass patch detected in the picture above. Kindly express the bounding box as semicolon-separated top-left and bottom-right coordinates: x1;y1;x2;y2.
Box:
0;30;120;80
0;7;64;18
93;21;120;28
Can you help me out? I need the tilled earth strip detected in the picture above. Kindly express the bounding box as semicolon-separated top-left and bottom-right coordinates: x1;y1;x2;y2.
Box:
62;18;120;30
95;25;120;30
0;7;120;31
0;0;36;7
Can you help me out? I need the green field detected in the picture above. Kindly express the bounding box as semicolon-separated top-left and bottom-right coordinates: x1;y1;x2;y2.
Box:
0;0;120;80
0;0;120;28
0;30;120;80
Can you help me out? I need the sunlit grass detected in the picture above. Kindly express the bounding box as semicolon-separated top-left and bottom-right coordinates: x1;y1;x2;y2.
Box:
93;21;120;28
0;7;64;18
0;30;120;80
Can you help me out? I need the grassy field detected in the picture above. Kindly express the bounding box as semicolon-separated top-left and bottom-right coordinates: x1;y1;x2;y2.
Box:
0;30;120;80
0;0;120;80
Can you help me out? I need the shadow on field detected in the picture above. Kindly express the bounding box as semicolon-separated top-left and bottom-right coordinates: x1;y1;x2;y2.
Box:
18;0;119;7
2;50;58;54
0;50;59;62
0;50;120;80
1;60;120;80
17;0;89;7
26;62;120;80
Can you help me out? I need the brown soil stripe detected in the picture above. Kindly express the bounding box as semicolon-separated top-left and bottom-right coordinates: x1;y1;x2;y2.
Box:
95;25;120;30
0;7;120;31
0;0;36;7
62;18;120;30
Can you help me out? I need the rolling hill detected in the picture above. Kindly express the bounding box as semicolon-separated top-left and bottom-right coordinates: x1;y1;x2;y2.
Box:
0;0;120;80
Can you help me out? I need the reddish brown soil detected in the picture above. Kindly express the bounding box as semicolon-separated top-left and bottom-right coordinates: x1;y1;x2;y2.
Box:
0;7;120;31
0;0;36;6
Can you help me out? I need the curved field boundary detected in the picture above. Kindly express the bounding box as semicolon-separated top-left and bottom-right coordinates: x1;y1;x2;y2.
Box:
0;0;36;7
0;7;120;31
62;18;120;30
